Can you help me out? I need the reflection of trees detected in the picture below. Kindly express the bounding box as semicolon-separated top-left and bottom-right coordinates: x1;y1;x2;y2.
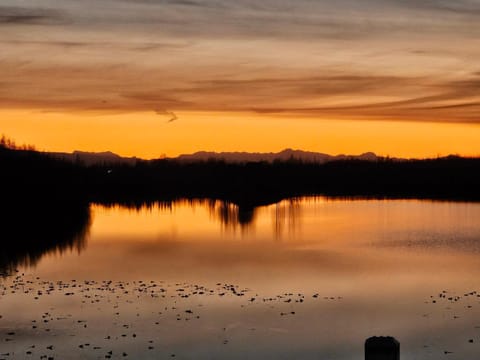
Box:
0;196;305;274
273;199;302;240
0;201;91;275
96;200;175;212
207;201;257;231
206;198;303;237
0;196;303;275
100;198;259;230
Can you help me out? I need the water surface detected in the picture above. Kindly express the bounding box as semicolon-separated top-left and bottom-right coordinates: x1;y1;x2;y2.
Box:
2;198;480;359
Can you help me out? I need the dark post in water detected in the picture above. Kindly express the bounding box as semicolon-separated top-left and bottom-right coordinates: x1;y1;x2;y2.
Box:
365;336;400;360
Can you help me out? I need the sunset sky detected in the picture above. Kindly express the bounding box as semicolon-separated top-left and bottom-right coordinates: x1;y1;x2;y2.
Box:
1;0;480;158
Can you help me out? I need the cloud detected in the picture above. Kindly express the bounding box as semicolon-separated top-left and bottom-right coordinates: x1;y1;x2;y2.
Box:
1;0;478;46
1;54;479;123
184;75;416;97
0;0;479;125
118;0;206;6
427;102;480;110
0;39;191;52
397;0;480;15
155;110;179;122
0;6;65;25
172;73;480;123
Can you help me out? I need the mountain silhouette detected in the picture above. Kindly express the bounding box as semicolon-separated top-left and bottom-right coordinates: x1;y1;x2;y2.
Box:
50;150;139;166
174;149;381;163
43;149;384;166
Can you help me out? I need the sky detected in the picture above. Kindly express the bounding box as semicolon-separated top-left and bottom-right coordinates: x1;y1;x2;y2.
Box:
1;0;480;158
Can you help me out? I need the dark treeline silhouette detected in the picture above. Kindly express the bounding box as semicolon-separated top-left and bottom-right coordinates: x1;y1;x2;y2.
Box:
0;141;90;274
0;142;86;204
86;156;480;207
2;144;480;208
0;198;91;275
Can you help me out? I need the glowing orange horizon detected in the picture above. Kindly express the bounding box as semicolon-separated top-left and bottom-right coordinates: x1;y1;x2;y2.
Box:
2;109;480;159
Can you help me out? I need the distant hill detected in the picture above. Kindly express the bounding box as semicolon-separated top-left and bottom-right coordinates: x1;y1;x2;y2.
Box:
174;149;380;163
46;148;386;166
50;151;139;166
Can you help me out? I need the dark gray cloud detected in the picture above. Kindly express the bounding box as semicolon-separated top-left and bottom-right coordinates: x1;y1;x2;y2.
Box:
0;39;191;51
396;0;480;15
2;0;473;39
117;0;207;6
1;0;478;41
0;6;65;25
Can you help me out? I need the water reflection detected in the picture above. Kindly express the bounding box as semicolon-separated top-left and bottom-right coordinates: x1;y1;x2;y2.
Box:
208;201;257;233
2;198;480;359
0;201;91;274
272;199;302;240
8;198;480;276
203;198;302;239
5;197;480;276
99;199;261;230
98;198;303;235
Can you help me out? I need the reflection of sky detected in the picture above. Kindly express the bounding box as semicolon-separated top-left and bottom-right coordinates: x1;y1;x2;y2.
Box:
2;198;479;358
89;198;480;248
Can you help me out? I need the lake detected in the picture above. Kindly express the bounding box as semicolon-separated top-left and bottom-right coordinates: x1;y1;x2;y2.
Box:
2;197;480;359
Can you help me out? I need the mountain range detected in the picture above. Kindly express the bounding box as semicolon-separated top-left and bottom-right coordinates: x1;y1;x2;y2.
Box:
50;149;383;166
50;151;139;166
175;149;379;163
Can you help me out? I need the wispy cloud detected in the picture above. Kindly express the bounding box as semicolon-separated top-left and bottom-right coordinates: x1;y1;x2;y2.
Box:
2;0;477;38
0;0;479;123
1;54;478;123
397;0;480;15
155;110;179;123
0;6;65;25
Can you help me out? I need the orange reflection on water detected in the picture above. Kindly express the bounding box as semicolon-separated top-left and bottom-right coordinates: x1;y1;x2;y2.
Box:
29;198;480;290
6;198;480;359
88;197;480;247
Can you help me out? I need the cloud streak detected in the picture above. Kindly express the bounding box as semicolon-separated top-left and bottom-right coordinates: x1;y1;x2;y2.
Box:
0;55;478;123
0;0;479;123
0;6;65;25
2;0;478;38
155;110;179;123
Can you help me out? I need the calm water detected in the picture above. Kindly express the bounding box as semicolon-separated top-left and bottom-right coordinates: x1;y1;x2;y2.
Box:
2;198;480;359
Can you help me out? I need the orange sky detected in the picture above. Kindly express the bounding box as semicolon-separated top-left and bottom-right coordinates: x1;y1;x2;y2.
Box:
1;1;480;157
2;109;480;158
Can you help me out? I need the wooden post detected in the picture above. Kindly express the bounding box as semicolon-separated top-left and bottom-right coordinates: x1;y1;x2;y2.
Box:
365;336;400;360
